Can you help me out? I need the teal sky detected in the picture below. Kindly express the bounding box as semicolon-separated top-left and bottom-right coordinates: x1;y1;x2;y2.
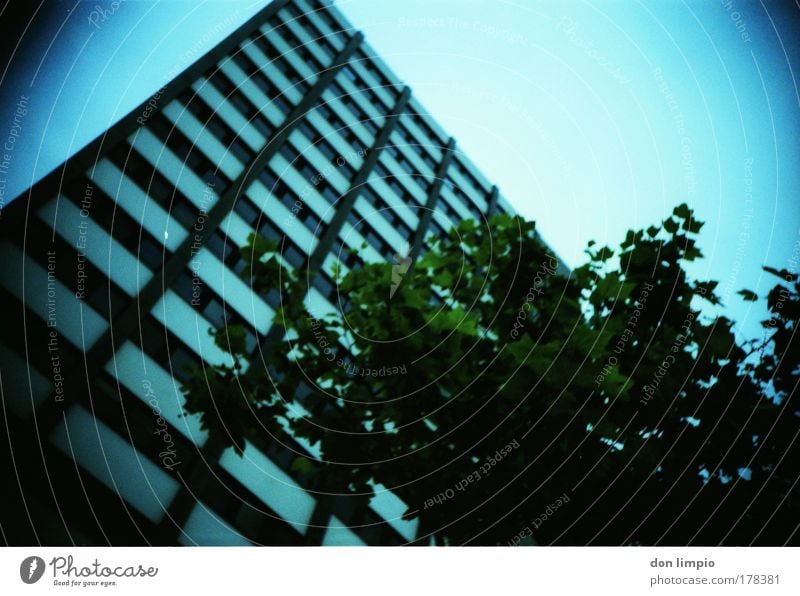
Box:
334;0;800;341
2;0;798;341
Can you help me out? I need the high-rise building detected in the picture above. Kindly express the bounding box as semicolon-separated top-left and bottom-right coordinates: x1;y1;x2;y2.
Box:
0;0;530;546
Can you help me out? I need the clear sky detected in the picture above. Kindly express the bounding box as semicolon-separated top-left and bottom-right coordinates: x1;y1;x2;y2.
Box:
334;0;800;342
0;0;267;205
1;0;798;341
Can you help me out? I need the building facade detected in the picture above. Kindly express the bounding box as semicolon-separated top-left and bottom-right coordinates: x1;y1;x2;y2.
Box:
0;0;522;546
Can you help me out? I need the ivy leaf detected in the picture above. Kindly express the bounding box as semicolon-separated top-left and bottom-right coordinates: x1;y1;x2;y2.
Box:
763;266;797;283
180;202;797;546
433;269;453;287
673;203;692;220
621;230;636;249
291;457;318;475
426;308;479;336
682;218;703;233
683;246;703;261
738;289;758;302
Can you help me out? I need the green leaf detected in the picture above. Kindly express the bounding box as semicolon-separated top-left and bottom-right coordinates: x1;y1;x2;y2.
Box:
683;246;703;261
763;266;797;282
595;274;624;300
291;457;317;474
695;281;720;305
682;218;703;233
738;289;758;302
663;218;678;234
673;203;691;220
179;202;793;547
433;270;453;287
621;230;635;249
425;308;479;336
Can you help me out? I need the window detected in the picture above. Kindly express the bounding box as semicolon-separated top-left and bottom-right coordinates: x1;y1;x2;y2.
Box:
229;91;258;120
342;66;357;83
373;162;390;180
398;156;415;177
362;119;378;136
139;316;169;360
279;142;299;165
413;116;446;150
388;178;405;199
86;276;129;320
303;210;323;234
230;140;254;165
355;50;396;95
273;95;293;117
207;230;240;269
149;114;232;193
253;34;280;61
75;177;169;271
234;198;260;226
364;229;382;253
398;124;437;170
346;211;364;232
169;347;198;383
259;217;284;243
252;115;275;139
298;120;319;144
284;245;305;268
202;298;227;329
320;184;339;205
259;169;278;190
170;196;197;230
313;274;334;299
208;69;235;96
342;97;363;121
317;38;336;61
343;129;366;153
318;141;336;162
315;102;332;121
236;55;280;100
137;235;164;272
361;187;379;207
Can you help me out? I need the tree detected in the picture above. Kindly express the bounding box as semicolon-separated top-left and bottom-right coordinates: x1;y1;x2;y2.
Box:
182;204;799;545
